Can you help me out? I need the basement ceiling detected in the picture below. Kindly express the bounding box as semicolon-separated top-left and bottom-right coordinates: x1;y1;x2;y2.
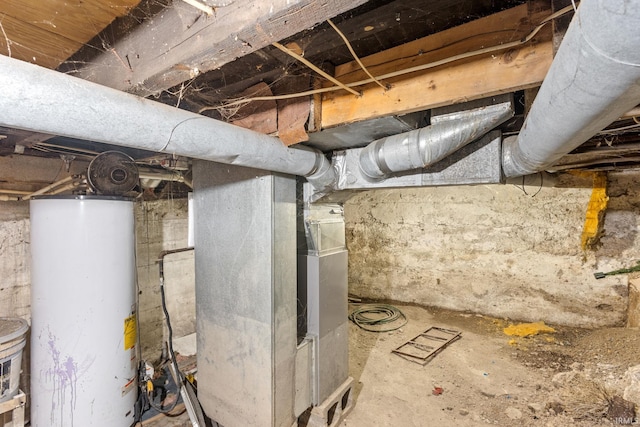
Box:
0;0;639;194
0;0;142;69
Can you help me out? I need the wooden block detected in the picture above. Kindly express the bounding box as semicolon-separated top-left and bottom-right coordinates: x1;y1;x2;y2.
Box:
0;390;26;427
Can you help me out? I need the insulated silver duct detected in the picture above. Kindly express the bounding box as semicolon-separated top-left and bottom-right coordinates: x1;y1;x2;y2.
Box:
359;101;514;181
502;0;640;177
0;55;335;191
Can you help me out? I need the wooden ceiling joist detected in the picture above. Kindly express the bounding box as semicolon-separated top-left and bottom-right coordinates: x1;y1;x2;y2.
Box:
73;0;369;97
319;3;554;129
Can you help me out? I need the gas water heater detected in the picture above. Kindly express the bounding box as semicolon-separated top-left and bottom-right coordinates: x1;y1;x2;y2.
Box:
30;196;137;427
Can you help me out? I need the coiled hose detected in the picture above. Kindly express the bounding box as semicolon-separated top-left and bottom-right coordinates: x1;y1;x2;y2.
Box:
348;304;407;332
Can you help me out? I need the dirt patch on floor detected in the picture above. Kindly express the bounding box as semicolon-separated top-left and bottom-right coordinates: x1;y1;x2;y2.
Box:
146;303;640;427
345;303;640;427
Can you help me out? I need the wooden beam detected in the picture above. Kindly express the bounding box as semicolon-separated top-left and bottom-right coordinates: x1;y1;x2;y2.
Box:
320;4;554;129
291;0;496;64
74;0;369;96
553;143;640;170
181;0;505;111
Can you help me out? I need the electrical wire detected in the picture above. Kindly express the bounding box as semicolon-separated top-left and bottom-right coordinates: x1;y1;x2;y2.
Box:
597;122;640;135
349;304;408;332
271;41;360;96
200;4;577;114
146;274;181;414
327;18;386;90
515;172;544;197
150;247;196;414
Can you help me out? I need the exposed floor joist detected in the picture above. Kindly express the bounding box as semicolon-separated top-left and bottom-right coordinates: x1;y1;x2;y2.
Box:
318;3;554;129
73;0;369;96
178;0;520;114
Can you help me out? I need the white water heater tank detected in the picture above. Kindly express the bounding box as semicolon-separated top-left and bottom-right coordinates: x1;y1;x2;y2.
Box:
30;196;137;427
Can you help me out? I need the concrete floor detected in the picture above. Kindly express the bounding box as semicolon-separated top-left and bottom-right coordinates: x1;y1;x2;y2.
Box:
148;303;639;427
344;304;538;426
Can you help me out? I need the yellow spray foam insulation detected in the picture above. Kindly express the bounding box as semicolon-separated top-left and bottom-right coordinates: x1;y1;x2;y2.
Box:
503;321;556;337
581;172;608;250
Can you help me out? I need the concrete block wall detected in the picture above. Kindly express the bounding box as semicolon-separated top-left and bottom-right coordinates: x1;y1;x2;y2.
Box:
135;199;194;361
345;171;640;328
0;202;31;319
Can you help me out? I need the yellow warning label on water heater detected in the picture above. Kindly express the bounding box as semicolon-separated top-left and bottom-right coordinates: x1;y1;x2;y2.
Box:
124;314;137;350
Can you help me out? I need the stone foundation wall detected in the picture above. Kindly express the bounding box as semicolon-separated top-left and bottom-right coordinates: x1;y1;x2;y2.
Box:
345;172;640;327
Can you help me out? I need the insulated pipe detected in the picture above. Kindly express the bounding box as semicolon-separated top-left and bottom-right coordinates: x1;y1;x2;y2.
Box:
0;55;335;191
502;0;640;177
22;176;74;200
48;180;84;195
359;101;514;180
138;167;192;188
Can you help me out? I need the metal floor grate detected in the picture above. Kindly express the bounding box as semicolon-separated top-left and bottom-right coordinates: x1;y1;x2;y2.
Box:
392;326;461;365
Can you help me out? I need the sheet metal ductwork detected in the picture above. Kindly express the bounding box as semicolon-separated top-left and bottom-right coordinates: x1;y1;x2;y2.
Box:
502;0;640;177
0;55;335;192
359;101;514;181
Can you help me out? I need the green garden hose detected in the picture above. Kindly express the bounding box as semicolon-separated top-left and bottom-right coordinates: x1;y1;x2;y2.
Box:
348;304;407;332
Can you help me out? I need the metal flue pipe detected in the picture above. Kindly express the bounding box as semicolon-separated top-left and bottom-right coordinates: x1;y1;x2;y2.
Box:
359;101;514;181
0;55;335;191
502;0;640;177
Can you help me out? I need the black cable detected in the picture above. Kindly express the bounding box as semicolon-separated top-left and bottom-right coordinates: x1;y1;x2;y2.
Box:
532;172;543;197
150;275;181;414
148;247;195;414
158;248;217;426
348;304;407;332
160;270;178;378
516;172;544;197
158;247;194;373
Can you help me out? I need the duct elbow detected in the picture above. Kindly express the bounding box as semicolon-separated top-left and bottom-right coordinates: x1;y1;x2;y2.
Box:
359;139;389;181
501;135;540;178
305;152;337;192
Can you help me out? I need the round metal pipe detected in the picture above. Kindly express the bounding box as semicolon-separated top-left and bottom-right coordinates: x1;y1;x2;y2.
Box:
359;102;514;181
22;176;74;200
503;0;640;177
0;55;335;191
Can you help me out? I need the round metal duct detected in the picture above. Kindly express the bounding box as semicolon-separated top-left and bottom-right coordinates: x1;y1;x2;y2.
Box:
88;151;139;195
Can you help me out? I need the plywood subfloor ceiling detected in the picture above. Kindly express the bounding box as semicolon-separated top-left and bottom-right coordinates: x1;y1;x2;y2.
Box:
0;0;140;69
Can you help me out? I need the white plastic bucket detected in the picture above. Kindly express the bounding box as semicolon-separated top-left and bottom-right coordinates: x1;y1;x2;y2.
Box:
0;318;28;402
